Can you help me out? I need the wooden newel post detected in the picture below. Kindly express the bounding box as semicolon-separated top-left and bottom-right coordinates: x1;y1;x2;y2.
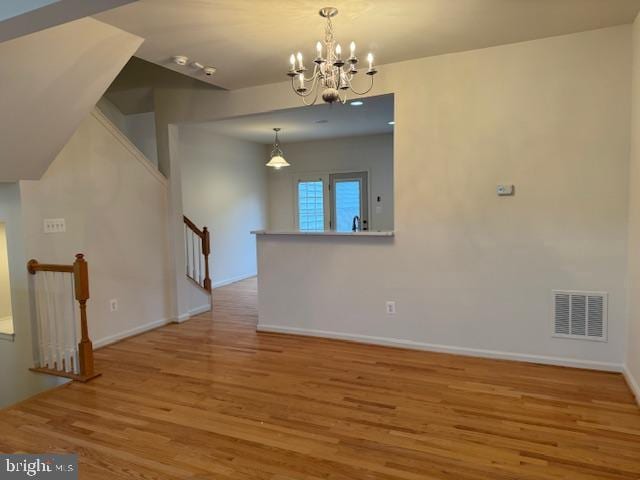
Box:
202;227;212;292
73;253;95;378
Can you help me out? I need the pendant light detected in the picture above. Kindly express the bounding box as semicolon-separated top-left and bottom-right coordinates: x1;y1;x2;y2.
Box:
266;128;290;169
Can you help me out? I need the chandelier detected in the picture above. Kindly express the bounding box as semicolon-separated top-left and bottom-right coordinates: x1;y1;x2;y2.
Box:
265;128;290;169
287;7;378;105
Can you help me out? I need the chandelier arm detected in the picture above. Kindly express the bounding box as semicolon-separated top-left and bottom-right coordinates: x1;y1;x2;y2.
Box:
301;72;320;98
347;74;375;96
291;76;316;98
302;64;320;83
302;90;319;106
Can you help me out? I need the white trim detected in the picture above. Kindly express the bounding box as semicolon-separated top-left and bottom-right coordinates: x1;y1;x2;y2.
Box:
213;272;256;289
94;317;172;348
189;304;211;316
0;316;14;341
623;365;640;406
91;108;167;187
0;332;15;342
256;324;624;372
176;312;191;323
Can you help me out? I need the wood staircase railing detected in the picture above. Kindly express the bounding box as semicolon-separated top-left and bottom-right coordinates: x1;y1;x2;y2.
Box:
27;254;100;382
184;215;211;292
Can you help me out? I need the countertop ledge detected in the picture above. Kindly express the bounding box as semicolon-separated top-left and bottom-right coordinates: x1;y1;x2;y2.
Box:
251;230;394;237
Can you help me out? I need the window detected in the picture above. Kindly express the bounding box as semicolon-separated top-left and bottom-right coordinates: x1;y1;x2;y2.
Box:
295;172;370;232
297;181;325;231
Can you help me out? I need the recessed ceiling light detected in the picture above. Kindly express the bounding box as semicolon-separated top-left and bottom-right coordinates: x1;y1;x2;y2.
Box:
350;101;364;106
173;55;189;66
203;66;217;76
388;121;395;125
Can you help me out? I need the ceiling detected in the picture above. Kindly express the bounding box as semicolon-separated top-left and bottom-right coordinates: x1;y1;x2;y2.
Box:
105;57;219;114
0;0;135;43
193;93;393;143
95;0;640;90
0;0;58;21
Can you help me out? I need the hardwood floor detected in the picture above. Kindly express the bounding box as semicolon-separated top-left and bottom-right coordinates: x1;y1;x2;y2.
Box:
1;277;639;479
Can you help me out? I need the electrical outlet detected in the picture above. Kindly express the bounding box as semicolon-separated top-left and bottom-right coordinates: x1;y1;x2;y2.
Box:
43;218;66;233
496;185;515;196
386;301;396;315
109;299;118;312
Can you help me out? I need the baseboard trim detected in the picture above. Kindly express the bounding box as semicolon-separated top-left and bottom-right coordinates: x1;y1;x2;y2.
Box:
175;313;191;323
213;273;256;289
257;324;623;372
0;332;15;343
94;317;172;349
189;304;211;316
623;366;640;406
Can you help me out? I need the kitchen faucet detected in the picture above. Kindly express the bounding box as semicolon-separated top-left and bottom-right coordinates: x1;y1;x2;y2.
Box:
352;215;360;232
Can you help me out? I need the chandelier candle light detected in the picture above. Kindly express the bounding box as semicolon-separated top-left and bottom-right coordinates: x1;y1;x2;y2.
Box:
266;128;290;169
287;7;378;105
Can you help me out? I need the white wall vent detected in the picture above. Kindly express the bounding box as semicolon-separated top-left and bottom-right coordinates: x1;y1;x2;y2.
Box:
552;290;607;342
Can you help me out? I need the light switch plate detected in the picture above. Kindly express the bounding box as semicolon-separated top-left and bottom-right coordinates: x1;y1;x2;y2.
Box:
43;218;66;233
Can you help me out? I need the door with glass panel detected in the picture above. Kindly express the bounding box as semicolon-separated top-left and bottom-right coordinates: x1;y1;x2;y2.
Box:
330;172;368;232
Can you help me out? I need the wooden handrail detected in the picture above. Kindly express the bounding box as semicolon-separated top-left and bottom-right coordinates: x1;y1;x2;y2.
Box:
27;260;74;274
27;254;100;382
184;215;212;292
183;215;204;238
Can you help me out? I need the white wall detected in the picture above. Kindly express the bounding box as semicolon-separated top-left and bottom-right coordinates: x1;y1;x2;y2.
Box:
268;134;394;232
96;97;127;132
257;26;631;369
125;112;158;168
0;224;12;319
0;17;142;181
626;14;640;401
179;127;268;291
97;98;159;168
155;26;631;370
0;183;65;408
19;108;173;348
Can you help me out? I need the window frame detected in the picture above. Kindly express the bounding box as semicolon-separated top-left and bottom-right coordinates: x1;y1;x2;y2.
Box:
294;174;330;231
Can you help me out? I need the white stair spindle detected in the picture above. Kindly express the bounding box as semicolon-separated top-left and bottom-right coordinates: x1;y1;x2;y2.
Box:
191;230;196;281
54;272;66;371
184;224;189;275
34;273;48;368
44;272;58;369
199;238;203;285
62;273;76;373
